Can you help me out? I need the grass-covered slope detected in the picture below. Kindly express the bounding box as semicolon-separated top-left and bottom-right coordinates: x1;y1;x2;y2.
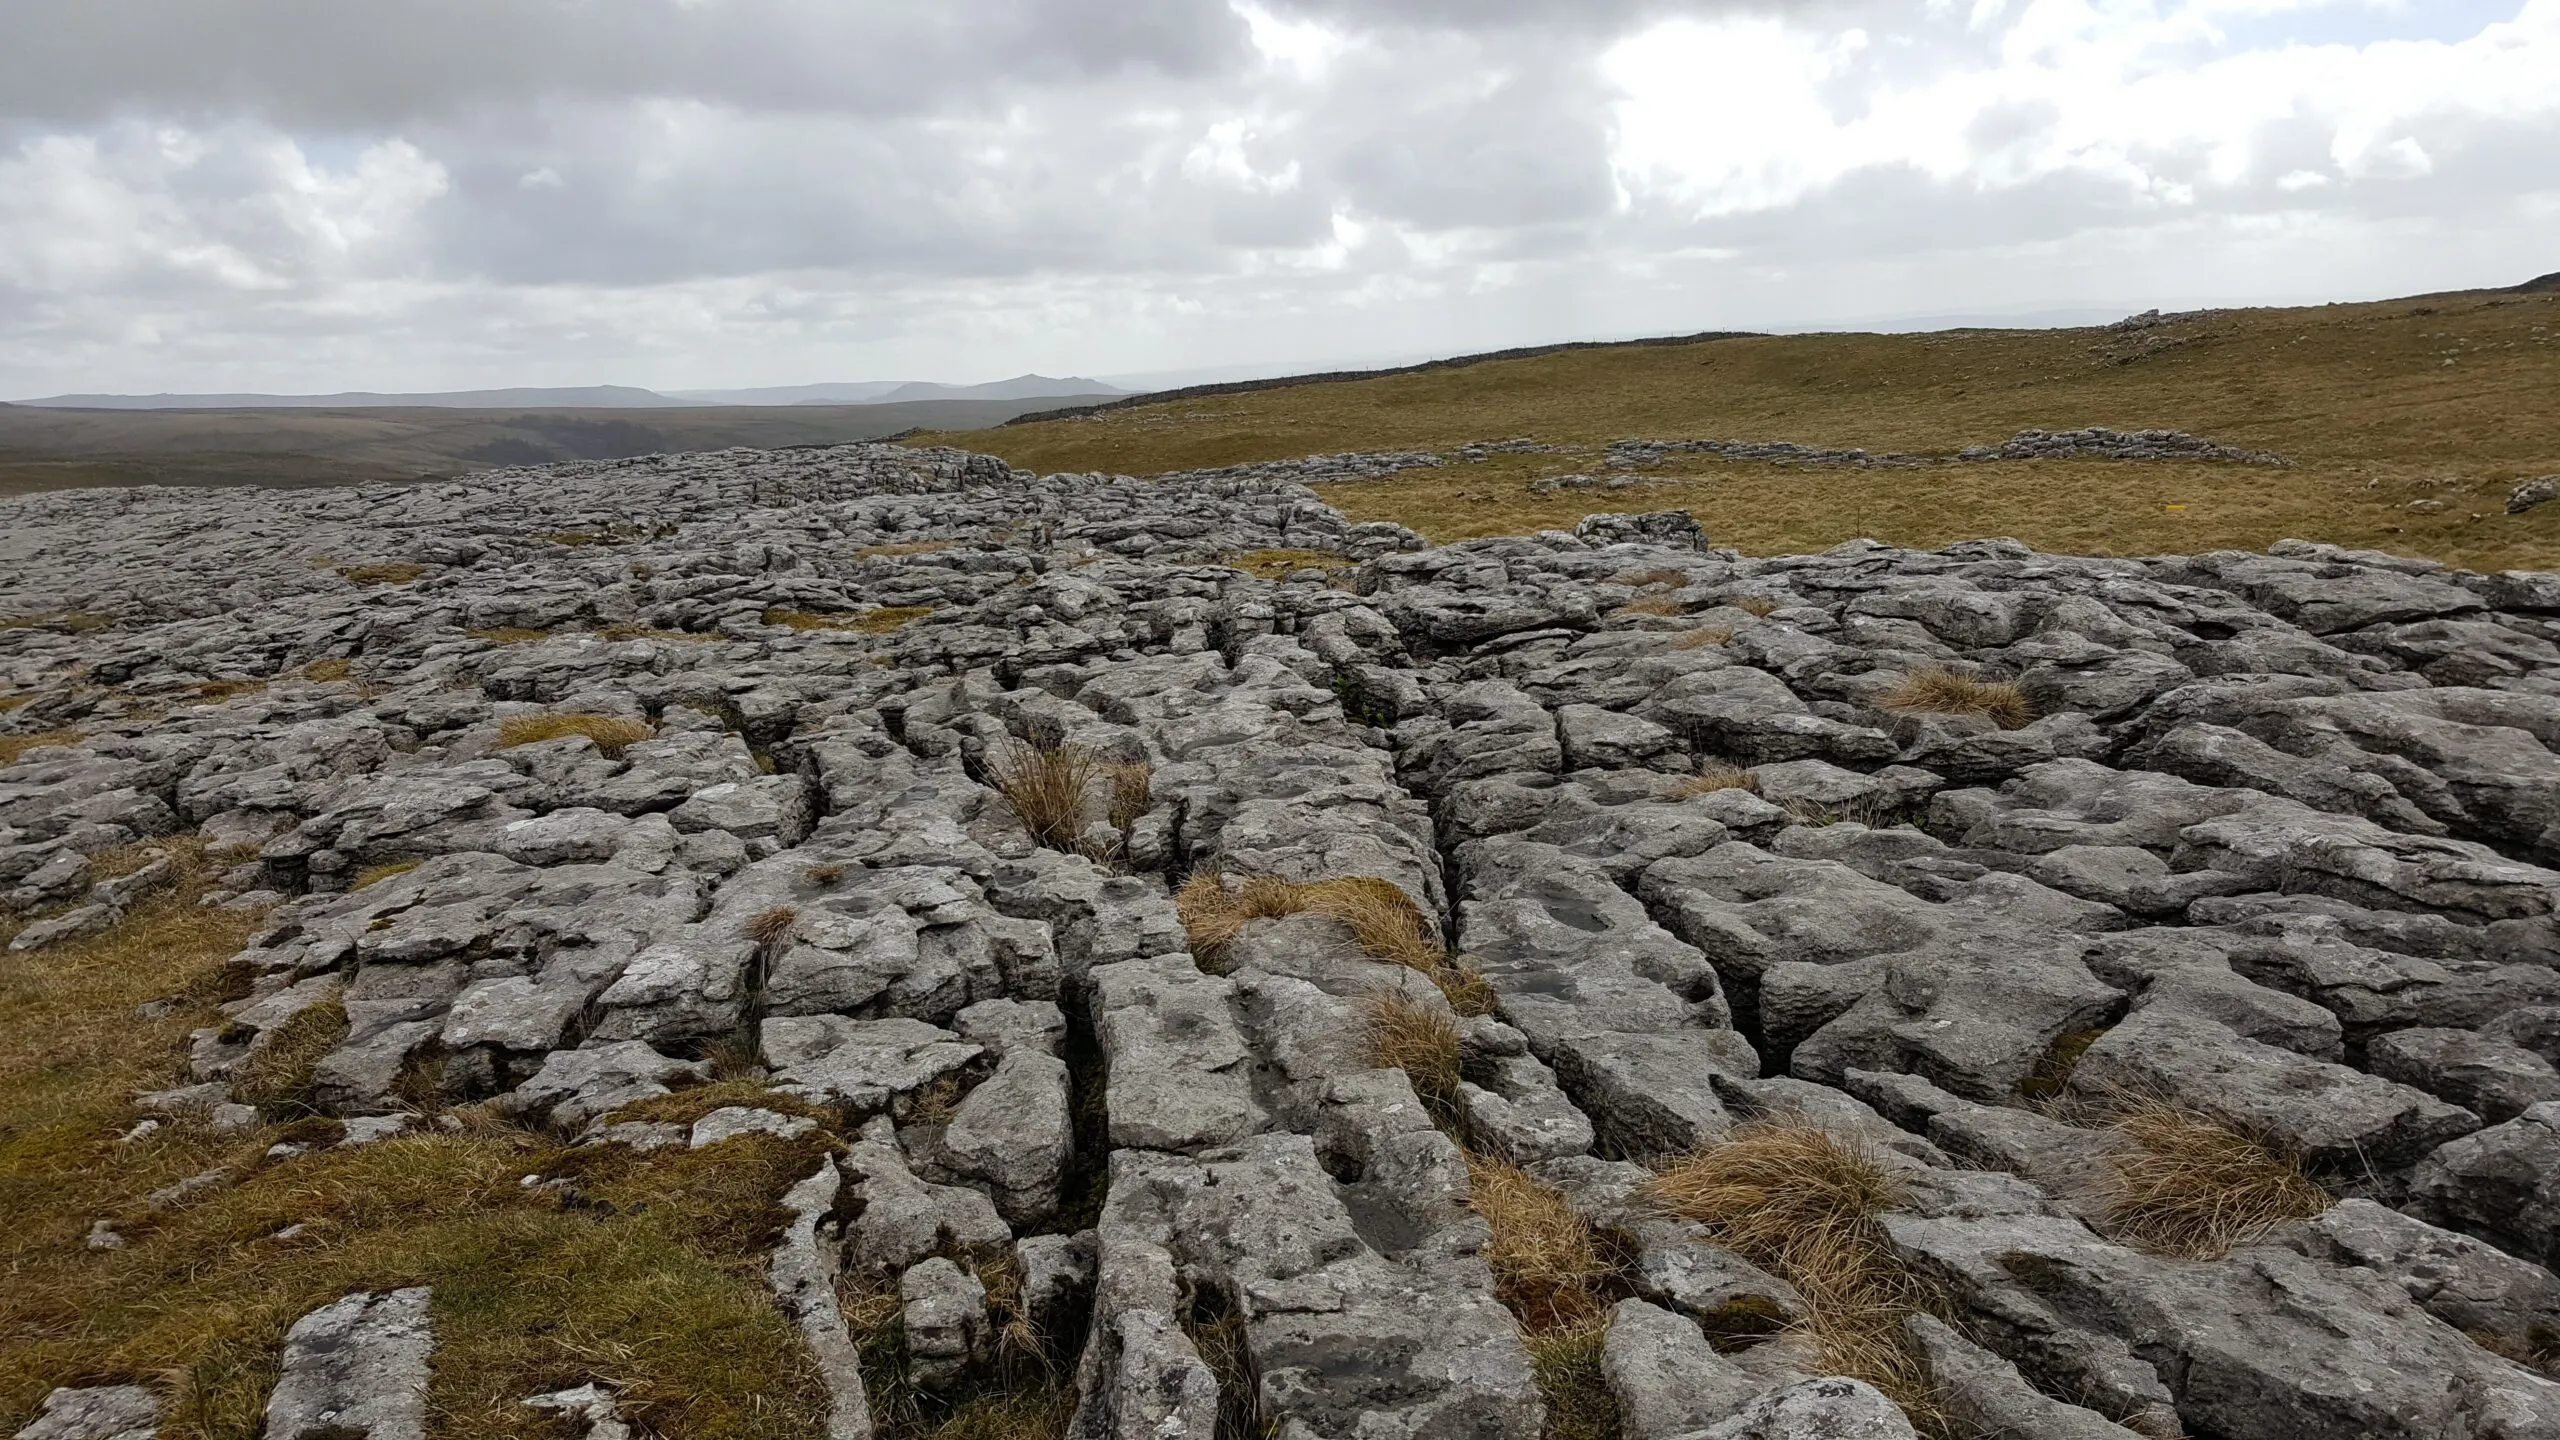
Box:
933;284;2560;571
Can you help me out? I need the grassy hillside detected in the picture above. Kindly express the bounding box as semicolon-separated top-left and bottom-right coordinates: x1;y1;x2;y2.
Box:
931;285;2560;571
0;398;1073;499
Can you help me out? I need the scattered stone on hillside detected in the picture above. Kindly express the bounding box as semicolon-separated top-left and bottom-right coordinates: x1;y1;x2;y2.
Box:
9;438;2560;1437
262;1288;433;1440
2511;477;2559;515
13;1385;158;1440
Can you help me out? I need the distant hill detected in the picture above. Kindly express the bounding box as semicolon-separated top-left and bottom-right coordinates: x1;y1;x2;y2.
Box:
662;382;913;406
18;385;692;411
868;375;1125;404
0;397;1077;498
2518;271;2560;294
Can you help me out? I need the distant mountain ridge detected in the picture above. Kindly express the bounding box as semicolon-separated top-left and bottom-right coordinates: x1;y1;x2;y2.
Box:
18;385;688;410
19;374;1130;411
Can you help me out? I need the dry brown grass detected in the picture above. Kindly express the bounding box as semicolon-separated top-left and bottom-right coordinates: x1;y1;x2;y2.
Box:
1672;765;1760;798
192;678;269;705
1223;548;1354;580
0;612;113;634
494;713;654;760
854;541;955;560
467;627;551;645
1468;1155;1610;1334
1879;668;2034;730
350;859;421;891
1174;872;1495;1015
852;606;934;634
0;844;842;1439
1366;989;1462;1121
2099;1099;2332;1259
1613;595;1687;617
937;287;2560;571
1645;1123;1938;1424
594;623;722;644
334;562;427;587
1105;761;1153;833
989;743;1104;852
0;730;85;767
228;999;350;1113
743;906;800;949
1730;596;1784;618
300;659;354;683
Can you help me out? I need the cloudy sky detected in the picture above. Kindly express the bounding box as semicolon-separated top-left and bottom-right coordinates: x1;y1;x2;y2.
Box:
2;0;2554;396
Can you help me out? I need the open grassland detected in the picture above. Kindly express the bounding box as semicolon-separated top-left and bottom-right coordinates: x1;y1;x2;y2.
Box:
0;844;833;1439
935;285;2560;571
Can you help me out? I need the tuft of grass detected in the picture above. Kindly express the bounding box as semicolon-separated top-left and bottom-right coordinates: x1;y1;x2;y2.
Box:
1613;595;1687;617
855;541;955;560
1174;873;1496;1015
1672;764;1760;798
1105;761;1154;834
1644;1123;1939;1425
229;1000;350;1113
192;678;268;705
1730;596;1783;617
0;612;113;634
853;606;933;634
990;743;1104;852
1366;989;1462;1125
804;864;846;886
1877;668;2034;730
1183;1289;1277;1440
1667;626;1736;650
494;714;654;760
468;628;551;645
743;906;800;950
594;623;720;644
1468;1155;1610;1335
1222;548;1354;580
0;730;86;767
2098;1099;2332;1259
350;859;421;891
301;659;354;683
1523;1325;1620;1440
335;563;428;587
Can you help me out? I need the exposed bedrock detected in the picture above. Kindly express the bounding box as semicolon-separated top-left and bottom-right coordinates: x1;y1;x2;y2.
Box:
11;444;2560;1437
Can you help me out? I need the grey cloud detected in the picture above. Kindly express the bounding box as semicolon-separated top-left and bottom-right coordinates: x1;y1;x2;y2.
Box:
0;0;1249;126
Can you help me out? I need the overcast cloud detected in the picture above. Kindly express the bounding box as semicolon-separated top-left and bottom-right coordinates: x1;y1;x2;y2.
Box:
1;0;2553;395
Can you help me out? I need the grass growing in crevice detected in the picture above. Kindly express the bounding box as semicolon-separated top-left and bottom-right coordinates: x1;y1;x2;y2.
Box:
1174;873;1495;1015
494;713;654;760
2020;1028;2107;1104
1366;989;1463;1132
839;1245;1076;1440
1644;1123;1943;1432
1183;1284;1276;1440
0;847;839;1439
762;606;934;635
1613;595;1687;617
0;730;87;767
2096;1098;2332;1259
300;659;354;683
1464;1156;1623;1440
334;563;428;587
1222;548;1354;581
989;742;1106;853
1672;764;1759;798
350;859;422;891
854;541;956;560
1877;668;2034;730
227;999;349;1114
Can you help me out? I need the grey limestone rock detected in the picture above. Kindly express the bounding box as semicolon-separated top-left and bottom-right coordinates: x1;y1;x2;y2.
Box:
263;1288;433;1440
14;1386;158;1440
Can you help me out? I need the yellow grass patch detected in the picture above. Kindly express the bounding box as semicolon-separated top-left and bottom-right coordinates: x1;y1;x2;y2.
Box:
334;563;428;587
1174;873;1495;1015
192;678;269;705
937;288;2560;571
0;730;86;767
1666;626;1736;650
1672;764;1760;798
1223;548;1355;580
1645;1123;1939;1425
1105;761;1153;833
743;906;800;949
762;606;934;635
494;714;654;760
0;612;113;635
2098;1099;2333;1259
300;659;354;683
1878;668;2034;729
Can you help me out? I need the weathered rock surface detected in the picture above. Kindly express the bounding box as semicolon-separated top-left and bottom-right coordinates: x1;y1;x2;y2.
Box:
11;441;2560;1438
